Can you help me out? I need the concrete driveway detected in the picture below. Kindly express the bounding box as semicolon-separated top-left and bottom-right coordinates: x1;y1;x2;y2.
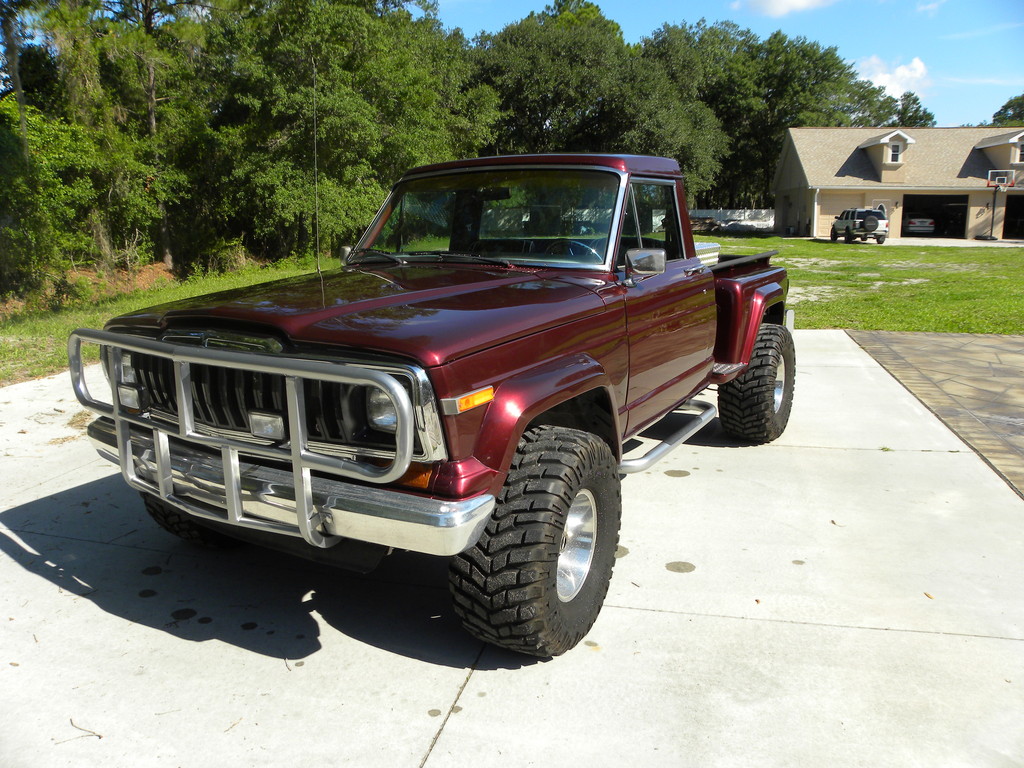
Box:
1;330;1021;767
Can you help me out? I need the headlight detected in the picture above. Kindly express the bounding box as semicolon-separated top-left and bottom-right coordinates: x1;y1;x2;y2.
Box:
119;351;137;384
366;387;398;434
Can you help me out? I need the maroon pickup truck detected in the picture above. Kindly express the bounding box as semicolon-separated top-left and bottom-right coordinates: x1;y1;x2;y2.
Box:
69;154;794;656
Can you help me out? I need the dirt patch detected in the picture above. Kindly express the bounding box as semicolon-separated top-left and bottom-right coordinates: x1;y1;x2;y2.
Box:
787;286;847;303
68;410;93;431
0;263;173;321
881;260;980;272
782;257;844;270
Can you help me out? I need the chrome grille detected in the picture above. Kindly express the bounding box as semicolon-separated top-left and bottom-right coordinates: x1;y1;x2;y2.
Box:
126;351;416;453
69;328;447;549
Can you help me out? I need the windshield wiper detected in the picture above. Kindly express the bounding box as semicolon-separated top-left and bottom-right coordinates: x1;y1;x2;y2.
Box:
347;248;407;266
406;250;511;268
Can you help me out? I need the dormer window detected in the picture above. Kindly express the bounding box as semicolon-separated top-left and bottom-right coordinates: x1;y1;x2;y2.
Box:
889;143;902;163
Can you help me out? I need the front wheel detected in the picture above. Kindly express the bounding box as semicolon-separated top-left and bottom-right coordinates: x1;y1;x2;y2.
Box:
830;228;838;242
844;228;854;243
142;493;241;548
449;426;621;657
718;324;795;443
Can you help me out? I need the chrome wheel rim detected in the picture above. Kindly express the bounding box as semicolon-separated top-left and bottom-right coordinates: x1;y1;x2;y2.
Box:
557;488;597;602
773;357;787;413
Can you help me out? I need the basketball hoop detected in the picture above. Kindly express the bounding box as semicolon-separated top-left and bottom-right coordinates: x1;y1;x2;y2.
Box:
987;170;1016;189
976;170;1016;240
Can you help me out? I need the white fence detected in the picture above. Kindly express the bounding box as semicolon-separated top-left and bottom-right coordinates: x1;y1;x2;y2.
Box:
688;209;775;232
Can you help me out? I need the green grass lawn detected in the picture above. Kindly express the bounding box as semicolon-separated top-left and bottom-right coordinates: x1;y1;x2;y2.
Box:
2;238;1022;386
701;235;1024;335
0;257;319;386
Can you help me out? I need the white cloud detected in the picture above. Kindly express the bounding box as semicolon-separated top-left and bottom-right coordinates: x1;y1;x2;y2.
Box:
945;76;1024;87
916;0;947;15
940;22;1024;40
857;56;931;97
735;0;839;17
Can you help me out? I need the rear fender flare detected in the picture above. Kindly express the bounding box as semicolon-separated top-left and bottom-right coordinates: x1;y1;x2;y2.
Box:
736;284;785;364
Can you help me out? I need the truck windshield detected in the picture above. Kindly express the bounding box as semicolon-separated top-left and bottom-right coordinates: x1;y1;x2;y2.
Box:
359;168;620;267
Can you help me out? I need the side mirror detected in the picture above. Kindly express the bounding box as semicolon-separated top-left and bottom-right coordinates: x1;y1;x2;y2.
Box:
626;248;666;277
338;245;352;263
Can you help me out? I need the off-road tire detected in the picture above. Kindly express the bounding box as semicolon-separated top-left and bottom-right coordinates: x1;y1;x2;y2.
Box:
830;228;838;242
876;234;886;244
142;493;241;548
863;215;879;232
718;324;795;444
449;426;621;657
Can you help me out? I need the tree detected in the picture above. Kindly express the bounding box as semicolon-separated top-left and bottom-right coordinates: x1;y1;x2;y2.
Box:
1;98;104;295
645;20;915;207
475;7;725;195
0;0;32;158
893;91;936;127
189;0;496;263
992;94;1024;126
96;1;212;270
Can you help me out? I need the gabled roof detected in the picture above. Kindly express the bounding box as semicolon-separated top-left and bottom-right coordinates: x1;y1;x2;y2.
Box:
782;127;1024;189
975;130;1024;149
857;129;916;149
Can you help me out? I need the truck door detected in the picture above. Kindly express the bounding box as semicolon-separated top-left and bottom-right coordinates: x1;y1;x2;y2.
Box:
619;180;715;435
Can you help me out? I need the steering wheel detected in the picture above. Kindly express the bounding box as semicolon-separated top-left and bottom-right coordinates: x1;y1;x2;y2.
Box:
543;239;603;263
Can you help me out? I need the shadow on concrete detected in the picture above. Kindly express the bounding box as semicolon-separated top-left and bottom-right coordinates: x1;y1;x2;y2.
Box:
624;410;754;454
0;475;536;670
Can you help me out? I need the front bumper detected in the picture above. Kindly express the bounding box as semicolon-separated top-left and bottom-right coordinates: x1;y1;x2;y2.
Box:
87;416;494;557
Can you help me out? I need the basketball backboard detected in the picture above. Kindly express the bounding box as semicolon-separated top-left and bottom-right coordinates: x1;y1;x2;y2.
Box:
987;169;1016;189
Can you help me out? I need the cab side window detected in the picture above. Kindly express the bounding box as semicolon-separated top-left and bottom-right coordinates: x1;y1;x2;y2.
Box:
632;182;681;260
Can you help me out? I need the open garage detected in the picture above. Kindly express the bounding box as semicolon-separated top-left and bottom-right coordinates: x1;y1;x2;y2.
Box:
901;194;969;238
1004;193;1024;240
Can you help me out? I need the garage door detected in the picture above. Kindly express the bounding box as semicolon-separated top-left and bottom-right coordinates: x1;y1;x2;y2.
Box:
902;194;969;238
1005;193;1024;239
817;194;863;237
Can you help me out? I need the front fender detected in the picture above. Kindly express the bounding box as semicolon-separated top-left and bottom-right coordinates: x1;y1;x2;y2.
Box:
472;353;619;483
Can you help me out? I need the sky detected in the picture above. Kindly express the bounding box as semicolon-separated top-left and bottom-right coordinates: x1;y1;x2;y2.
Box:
433;0;1023;127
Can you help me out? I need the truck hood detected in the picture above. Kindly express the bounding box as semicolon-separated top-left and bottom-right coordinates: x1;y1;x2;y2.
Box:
108;265;609;366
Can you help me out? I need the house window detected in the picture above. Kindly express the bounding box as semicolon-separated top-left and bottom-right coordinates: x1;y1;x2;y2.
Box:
889;143;902;163
1017;144;1023;164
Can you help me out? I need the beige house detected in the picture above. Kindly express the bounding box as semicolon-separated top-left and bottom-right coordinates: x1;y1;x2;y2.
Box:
774;127;1024;240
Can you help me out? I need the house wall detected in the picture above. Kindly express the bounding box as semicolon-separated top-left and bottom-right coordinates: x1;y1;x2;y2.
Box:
817;191;865;236
980;145;1015;171
816;191;922;237
775;188;817;235
864;142;909;184
807;189;1021;239
773;144;813;235
968;190;1006;239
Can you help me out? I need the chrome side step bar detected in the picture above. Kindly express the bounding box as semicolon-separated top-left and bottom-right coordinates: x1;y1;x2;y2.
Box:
618;400;717;474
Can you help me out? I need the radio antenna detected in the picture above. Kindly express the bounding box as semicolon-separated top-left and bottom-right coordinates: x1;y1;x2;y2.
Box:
312;57;322;277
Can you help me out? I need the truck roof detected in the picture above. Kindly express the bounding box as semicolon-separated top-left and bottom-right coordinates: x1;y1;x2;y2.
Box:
402;154;683;179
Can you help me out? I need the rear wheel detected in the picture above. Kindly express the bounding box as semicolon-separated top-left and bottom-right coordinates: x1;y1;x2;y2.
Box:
718;324;795;443
876;235;886;244
449;426;621;657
